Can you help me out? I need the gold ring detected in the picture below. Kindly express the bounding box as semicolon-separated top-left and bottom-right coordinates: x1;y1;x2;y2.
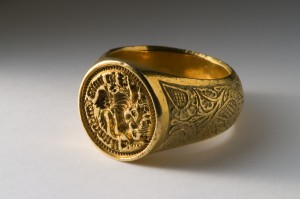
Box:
79;46;244;161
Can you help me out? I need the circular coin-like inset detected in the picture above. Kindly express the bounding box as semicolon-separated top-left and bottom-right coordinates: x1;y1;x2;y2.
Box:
79;63;156;160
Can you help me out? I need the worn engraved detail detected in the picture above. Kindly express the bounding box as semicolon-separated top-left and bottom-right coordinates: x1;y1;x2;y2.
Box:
159;80;243;150
80;66;156;156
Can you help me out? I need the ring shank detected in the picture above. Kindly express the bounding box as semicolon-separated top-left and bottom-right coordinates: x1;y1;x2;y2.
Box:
103;46;244;152
105;46;231;79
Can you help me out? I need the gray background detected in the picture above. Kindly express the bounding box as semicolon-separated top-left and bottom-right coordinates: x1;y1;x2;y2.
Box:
1;1;300;198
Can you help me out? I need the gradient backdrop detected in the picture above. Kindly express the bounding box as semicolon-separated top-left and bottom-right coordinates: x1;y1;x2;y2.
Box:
1;1;300;198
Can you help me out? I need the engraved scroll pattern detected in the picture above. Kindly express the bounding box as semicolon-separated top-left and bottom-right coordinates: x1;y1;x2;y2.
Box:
158;80;243;151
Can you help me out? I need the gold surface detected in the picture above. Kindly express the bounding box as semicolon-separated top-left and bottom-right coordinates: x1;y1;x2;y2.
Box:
79;46;244;161
106;47;230;79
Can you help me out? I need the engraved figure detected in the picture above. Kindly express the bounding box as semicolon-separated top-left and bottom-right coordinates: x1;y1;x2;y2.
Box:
87;71;152;152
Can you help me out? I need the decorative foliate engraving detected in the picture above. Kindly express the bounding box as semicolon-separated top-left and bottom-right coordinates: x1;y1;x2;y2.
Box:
159;80;243;150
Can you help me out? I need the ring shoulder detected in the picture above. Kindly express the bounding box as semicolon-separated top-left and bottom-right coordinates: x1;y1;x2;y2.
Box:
157;76;244;151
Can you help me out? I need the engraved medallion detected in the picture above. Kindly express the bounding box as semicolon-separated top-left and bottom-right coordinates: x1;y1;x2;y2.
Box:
79;64;156;159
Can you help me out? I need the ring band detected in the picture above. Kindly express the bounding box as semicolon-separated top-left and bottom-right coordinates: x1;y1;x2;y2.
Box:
79;46;244;161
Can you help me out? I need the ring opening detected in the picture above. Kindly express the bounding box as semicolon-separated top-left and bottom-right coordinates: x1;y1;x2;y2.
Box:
105;46;231;79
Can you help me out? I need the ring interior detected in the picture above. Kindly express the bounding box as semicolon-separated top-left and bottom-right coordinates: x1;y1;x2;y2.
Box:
105;46;231;79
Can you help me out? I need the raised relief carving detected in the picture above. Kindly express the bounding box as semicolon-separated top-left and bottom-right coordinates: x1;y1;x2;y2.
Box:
83;66;155;155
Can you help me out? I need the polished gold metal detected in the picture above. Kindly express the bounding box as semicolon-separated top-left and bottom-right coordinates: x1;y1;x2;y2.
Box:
79;46;244;161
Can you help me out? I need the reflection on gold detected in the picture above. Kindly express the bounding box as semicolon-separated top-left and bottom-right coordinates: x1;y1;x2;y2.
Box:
107;48;230;79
